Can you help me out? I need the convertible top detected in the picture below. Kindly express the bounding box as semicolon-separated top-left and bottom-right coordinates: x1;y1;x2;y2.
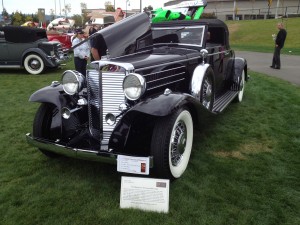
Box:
0;26;47;43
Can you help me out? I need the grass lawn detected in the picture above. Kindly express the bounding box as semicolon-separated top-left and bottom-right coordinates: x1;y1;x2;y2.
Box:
226;17;300;55
0;60;299;224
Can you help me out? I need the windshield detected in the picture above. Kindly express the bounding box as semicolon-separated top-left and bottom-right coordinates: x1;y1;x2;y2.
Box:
152;26;205;46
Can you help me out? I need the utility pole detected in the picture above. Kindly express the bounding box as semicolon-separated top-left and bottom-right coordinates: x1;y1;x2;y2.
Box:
275;0;280;18
54;0;57;18
59;0;61;16
233;0;236;20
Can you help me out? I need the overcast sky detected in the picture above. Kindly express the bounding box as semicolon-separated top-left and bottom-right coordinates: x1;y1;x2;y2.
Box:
2;0;169;15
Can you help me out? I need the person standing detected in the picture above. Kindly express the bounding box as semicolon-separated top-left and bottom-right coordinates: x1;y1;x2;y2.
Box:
72;29;90;76
271;22;287;70
90;21;114;61
88;24;98;61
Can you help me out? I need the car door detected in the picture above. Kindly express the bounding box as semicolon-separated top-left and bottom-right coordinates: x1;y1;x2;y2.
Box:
0;30;10;66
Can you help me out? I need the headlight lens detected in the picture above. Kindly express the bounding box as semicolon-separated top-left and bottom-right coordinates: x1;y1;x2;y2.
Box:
123;73;146;101
62;70;84;95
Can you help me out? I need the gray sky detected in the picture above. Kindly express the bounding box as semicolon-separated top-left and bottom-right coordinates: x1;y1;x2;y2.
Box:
2;0;169;16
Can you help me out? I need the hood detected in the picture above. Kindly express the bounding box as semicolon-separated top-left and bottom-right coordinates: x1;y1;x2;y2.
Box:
95;12;152;58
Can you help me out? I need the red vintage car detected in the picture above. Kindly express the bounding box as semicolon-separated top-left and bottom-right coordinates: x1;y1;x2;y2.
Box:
47;31;73;50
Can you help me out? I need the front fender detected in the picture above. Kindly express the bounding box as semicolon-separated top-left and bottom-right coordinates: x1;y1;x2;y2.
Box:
109;92;212;153
22;48;58;67
190;63;211;100
129;92;211;117
29;84;64;108
130;93;193;117
234;57;248;81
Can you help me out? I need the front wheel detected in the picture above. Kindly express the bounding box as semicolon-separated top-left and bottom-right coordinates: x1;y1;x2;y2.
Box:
24;54;45;75
151;108;193;179
33;103;60;157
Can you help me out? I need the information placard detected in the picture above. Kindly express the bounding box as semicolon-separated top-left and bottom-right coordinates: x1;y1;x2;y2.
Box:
117;155;150;175
120;176;169;213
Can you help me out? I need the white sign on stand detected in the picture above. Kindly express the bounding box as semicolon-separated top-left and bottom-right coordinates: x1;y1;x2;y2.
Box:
120;176;170;213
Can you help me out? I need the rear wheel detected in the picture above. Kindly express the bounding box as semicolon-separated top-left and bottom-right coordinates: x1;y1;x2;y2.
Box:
151;108;193;179
235;70;245;102
33;103;60;157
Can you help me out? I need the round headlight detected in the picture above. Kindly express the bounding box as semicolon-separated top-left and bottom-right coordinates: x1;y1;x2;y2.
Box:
123;73;146;101
62;70;84;95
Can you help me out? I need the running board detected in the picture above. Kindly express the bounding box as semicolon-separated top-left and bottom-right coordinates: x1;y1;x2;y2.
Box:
212;91;238;113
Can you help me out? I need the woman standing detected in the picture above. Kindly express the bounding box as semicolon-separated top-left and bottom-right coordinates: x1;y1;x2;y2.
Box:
72;29;90;76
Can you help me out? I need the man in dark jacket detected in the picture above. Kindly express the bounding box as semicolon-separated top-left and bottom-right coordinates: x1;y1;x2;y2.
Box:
271;22;287;69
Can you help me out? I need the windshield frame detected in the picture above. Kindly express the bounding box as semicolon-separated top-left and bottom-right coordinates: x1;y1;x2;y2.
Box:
151;25;206;47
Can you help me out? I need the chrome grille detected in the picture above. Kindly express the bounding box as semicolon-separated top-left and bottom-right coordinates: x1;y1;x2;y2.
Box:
86;70;125;147
102;72;126;145
143;65;186;90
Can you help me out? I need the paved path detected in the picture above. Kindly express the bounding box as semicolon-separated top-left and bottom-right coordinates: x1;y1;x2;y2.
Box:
236;51;300;86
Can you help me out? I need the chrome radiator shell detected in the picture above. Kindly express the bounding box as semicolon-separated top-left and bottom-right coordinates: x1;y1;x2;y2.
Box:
86;70;126;148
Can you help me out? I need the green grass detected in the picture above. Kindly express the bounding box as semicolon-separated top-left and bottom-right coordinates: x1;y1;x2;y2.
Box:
0;62;299;224
226;17;300;55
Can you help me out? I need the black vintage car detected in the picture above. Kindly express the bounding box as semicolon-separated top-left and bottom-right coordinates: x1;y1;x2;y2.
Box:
0;26;67;74
26;13;248;179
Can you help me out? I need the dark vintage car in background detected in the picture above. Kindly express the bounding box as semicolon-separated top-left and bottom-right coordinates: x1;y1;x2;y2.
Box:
26;12;248;179
0;26;67;74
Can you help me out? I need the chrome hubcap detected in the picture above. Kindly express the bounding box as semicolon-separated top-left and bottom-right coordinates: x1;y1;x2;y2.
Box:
30;59;41;70
170;120;187;166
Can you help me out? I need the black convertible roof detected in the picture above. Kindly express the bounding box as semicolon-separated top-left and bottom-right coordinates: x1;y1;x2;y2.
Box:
0;26;47;43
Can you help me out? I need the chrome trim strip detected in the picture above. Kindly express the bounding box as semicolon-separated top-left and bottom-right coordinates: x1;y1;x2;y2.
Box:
0;65;21;68
146;72;185;84
143;65;185;77
147;78;185;91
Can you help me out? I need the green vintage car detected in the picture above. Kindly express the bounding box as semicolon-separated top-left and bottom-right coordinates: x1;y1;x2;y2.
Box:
0;26;67;74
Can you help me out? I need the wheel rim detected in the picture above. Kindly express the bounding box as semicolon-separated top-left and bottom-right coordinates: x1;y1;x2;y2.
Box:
29;59;41;70
202;76;213;109
170;120;187;166
169;110;193;178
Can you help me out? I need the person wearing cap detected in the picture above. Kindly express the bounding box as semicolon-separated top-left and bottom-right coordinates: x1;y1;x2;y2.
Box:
72;28;90;76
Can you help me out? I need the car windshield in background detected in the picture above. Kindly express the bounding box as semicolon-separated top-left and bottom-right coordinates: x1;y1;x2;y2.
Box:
152;26;205;46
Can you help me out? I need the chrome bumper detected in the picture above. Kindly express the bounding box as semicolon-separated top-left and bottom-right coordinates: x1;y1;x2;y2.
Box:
25;133;153;167
26;133;118;164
